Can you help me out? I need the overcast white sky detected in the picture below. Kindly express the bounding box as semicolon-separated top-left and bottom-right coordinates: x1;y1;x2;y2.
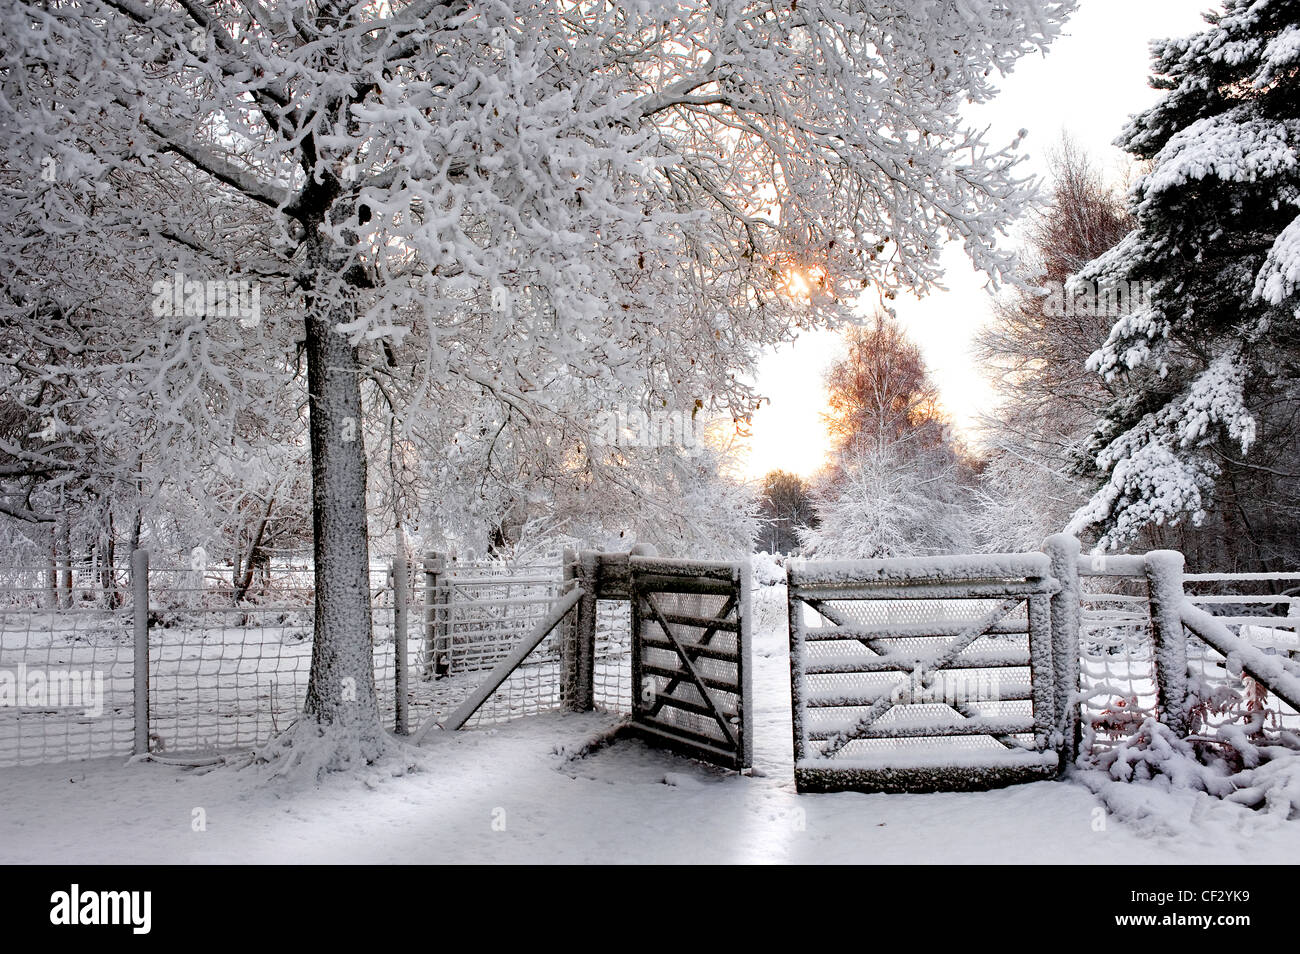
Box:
740;0;1213;480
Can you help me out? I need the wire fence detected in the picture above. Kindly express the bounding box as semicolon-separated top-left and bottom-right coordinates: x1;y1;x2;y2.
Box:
0;554;618;767
0;573;136;768
1077;571;1158;754
1076;565;1300;762
10;549;1293;771
146;577;313;757
1182;571;1300;741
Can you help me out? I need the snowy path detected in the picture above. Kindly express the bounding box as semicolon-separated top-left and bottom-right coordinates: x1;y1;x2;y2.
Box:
0;584;1297;863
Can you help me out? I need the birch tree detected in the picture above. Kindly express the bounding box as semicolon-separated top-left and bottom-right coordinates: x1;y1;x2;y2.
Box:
803;312;973;558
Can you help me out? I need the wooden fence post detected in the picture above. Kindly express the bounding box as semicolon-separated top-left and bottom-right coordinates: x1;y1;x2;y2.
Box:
1043;533;1081;765
392;553;408;735
131;549;150;756
571;550;598;711
738;558;754;771
559;548;581;710
1145;549;1192;737
787;561;807;777
422;552;443;679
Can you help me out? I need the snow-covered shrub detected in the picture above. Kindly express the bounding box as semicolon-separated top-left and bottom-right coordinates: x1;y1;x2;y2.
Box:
1082;711;1300;819
752;551;787;587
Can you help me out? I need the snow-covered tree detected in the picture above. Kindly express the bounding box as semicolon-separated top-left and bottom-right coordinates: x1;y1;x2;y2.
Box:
0;0;1073;765
974;138;1131;546
757;470;818;554
385;371;757;561
1066;0;1300;561
800;434;971;559
565;427;759;559
0;162;299;590
824;313;947;459
803;313;973;558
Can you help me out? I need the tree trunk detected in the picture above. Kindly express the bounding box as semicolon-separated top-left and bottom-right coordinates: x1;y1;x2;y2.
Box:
233;496;275;603
129;453;144;556
299;246;384;759
60;501;72;608
48;523;58;610
102;506;119;609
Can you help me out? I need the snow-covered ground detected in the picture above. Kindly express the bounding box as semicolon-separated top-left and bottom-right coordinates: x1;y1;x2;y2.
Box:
1;581;1296;864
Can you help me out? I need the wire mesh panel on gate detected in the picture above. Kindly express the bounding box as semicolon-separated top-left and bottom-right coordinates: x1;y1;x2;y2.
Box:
420;562;561;678
594;599;632;714
787;554;1060;793
410;560;572;730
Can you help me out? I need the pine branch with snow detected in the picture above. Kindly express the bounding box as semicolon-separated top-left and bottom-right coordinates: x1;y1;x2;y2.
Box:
1068;0;1300;553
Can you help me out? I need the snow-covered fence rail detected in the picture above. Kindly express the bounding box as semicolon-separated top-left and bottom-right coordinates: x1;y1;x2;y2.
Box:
786;553;1061;793
1182;570;1300;648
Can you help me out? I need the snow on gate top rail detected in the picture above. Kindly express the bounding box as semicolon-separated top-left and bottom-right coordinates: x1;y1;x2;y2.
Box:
787;552;1053;588
1183;571;1300;581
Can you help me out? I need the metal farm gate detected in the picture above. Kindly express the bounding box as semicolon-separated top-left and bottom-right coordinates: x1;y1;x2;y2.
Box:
787;554;1061;793
629;557;752;769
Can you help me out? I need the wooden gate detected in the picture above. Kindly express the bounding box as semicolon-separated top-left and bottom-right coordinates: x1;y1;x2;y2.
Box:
787;554;1060;793
629;557;751;769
